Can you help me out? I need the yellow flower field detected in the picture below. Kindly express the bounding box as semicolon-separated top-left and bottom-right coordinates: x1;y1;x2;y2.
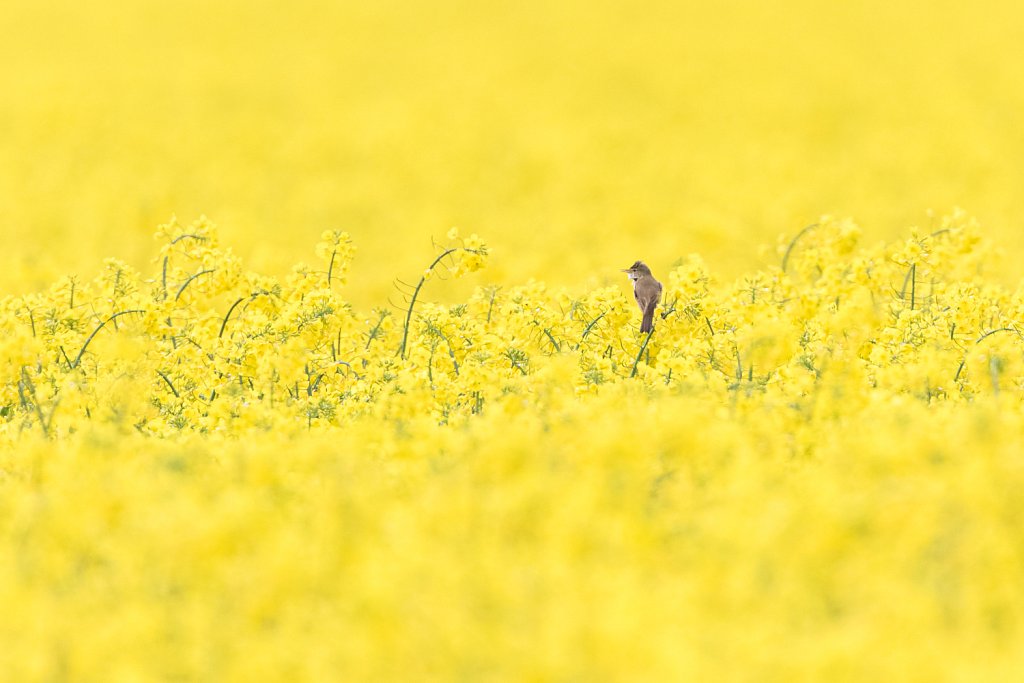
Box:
4;1;1024;680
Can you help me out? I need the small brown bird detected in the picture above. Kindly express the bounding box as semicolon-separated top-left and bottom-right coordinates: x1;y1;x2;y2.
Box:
623;261;662;333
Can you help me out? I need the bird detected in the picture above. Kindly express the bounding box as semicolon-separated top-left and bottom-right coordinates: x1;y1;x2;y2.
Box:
622;261;662;334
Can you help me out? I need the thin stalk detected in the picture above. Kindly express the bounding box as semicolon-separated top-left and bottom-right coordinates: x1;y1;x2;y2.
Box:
781;223;819;273
543;329;561;353
18;367;57;438
365;309;390;351
580;312;606;343
219;297;247;338
976;327;1022;344
630;328;656;378
175;269;216;301
71;310;145;369
397;248;458;359
156;370;180;397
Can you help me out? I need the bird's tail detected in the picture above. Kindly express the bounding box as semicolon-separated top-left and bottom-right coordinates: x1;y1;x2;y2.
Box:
641;305;655;334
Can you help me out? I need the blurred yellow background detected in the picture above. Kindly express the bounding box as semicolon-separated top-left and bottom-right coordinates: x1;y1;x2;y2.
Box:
2;0;1022;302
7;4;1024;678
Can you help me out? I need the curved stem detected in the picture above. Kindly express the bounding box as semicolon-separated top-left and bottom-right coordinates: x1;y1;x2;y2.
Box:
976;326;1022;344
397;248;458;359
781;223;819;273
219;297;247;338
175;269;216;301
72;310;145;369
630;328;656;378
580;312;606;343
156;370;180;397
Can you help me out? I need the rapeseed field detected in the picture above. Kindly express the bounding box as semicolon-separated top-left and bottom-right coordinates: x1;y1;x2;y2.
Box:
4;1;1024;680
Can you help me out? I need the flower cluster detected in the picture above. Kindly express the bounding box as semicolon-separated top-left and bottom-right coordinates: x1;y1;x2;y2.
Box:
2;212;1022;443
4;213;1024;681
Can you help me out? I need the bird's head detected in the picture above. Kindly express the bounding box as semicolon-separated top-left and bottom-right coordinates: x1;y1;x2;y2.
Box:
622;261;651;281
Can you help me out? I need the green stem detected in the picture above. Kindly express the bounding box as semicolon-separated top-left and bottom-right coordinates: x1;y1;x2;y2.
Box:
219;297;247;338
71;310;145;369
175;269;216;301
781;223;819;273
397;248;458;359
630;328;656;378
